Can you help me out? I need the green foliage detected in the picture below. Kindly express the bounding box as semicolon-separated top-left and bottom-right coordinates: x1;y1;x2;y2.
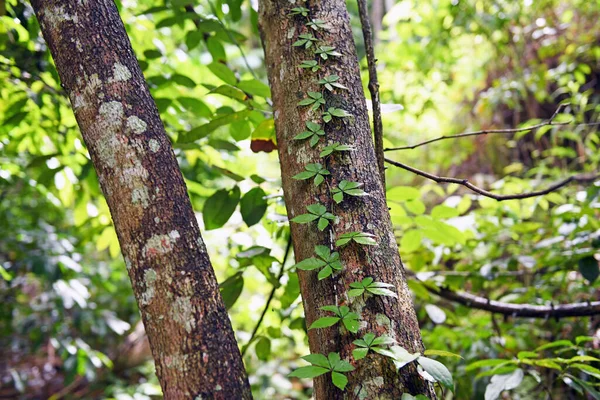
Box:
352;333;396;360
299;60;321;72
289;7;309;17
322;107;351;122
335;231;377;246
347;277;398;298
298;91;325;110
294;245;343;280
315;46;342;60
331;180;367;203
309;305;360;333
318;75;347;91
293;121;325;147
292;163;330;186
293;34;318;49
320;142;355;157
289;352;355;390
290;203;336;231
306;19;328;31
203;186;241;230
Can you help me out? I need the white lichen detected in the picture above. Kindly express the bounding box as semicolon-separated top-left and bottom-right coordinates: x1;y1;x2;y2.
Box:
141;268;157;305
172;296;196;333
131;186;150;208
126;115;147;135
143;230;180;258
148;138;160;153
44;5;78;29
110;62;132;82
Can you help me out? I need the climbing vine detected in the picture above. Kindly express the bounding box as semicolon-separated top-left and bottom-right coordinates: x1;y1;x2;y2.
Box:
285;4;456;395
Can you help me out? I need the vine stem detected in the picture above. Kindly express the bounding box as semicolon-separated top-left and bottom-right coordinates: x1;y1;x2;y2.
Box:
241;237;293;357
356;0;386;193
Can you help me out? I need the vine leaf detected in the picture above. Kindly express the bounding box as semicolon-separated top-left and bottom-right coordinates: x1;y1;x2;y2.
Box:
318;75;348;91
289;6;309;17
316;45;342;60
289;352;355;390
293;33;319;49
298;91;325;111
348;277;397;298
299;60;321;72
294;121;325;147
331;180;367;203
294;245;343;280
310;305;360;333
352;332;396;360
291;203;336;231
292;162;330;186
336;231;377;246
306;19;329;30
320;142;355;157
322;107;351;122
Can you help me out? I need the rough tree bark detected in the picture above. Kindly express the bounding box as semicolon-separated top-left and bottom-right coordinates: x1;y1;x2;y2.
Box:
259;0;435;398
31;1;252;398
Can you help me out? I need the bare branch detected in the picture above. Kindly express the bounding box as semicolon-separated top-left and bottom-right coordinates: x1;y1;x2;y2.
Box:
356;0;386;192
385;105;600;152
405;270;600;318
433;286;600;318
385;157;599;201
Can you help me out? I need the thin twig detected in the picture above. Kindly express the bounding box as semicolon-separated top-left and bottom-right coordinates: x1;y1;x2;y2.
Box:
385;157;599;201
385;105;600;152
241;237;293;357
356;0;386;192
202;1;261;81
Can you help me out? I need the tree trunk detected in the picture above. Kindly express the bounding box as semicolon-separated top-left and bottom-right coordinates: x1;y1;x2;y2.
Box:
31;1;252;398
259;0;435;398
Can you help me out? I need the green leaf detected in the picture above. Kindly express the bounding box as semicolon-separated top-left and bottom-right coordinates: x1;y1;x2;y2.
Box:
171;74;196;88
417;356;454;391
291;213;319;223
366;287;398;298
352;347;369;360
314;245;330;259
535;340;573;351
579;256;599;282
288;366;329;379
309;317;340;329
209;85;248;102
203;186;241;230
208;62;237;85
347;288;365;297
240;187;268;227
255;337;271;361
342;317;359;333
353;234;377;246
219;272;244;309
307;203;327;215
317;217;329;231
237;79;271;98
331;372;348;390
293;171;317;180
571;363;600;379
295;257;326;270
302;353;330;368
317;265;333;280
424;349;463;359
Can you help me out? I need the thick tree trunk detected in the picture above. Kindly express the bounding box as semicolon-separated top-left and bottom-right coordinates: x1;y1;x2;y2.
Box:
259;0;435;398
31;1;252;398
